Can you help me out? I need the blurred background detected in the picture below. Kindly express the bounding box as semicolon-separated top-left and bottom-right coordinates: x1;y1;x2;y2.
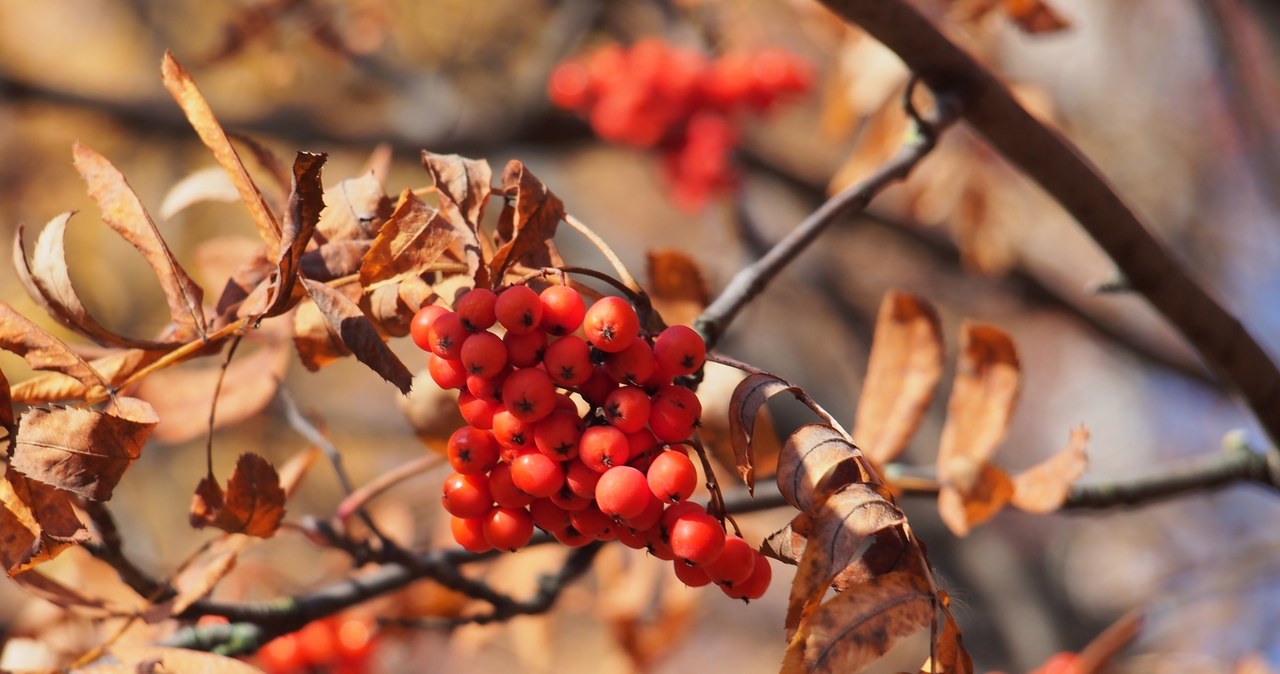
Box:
1;0;1279;672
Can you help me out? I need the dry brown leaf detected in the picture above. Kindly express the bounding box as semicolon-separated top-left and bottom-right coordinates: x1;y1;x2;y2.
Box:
921;601;974;674
299;240;373;281
782;569;933;674
73;143;209;340
317;172;391;243
853;292;943;465
762;512;812;565
10;397;156;501
167;548;238;615
293;295;352;370
699;364;782;485
14;218;170;350
12;569;125;616
938;460;1014;537
361;282;413;338
12;348;164;405
77;645;266;674
0;470;89;575
422;152;492;289
776;424;872;513
489;160;564;282
190;453;285;537
359;189;457;290
645;248;710;327
729;373;802;494
1011;426;1089;513
160;166;241;220
0;301;106;397
259;151;327;319
162;51;282;257
0;367;13;434
302;279;413;393
216;250;274;321
136;340;290;444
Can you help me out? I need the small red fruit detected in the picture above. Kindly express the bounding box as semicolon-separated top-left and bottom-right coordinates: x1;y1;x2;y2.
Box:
583;296;640;353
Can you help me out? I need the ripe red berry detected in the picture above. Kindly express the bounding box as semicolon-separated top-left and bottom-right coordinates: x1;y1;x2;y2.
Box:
504;330;548;368
457;391;500;429
564;458;602;498
410;305;447;352
649;384;701;442
492;408;536;454
501;368;557;423
603;386;652;434
554;524;595;548
428;353;468;390
548;61;592;111
669;511;725;566
653;325;706;376
604;339;656;385
446;426;499;475
583;296;640;353
442;473;492;518
595;466;651;519
484;506;534;551
724;552;772;600
568;504;613;539
550;486;592;511
454;288;497;332
615;525;650;549
296;619;338;667
450;515;492;553
673;559;712;587
487;463;534;508
579;425;630;472
543;336;593;387
529;498;571;533
460;332;508;378
646;449;697;502
705;536;756;587
511;452;565;498
539;285;586;335
495;286;543;335
466;370;507;402
621;490;664;531
577;366;618;406
427;312;469;360
533;409;584;459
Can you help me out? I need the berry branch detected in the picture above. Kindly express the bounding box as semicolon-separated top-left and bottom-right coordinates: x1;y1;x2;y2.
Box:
816;0;1280;447
695;79;962;348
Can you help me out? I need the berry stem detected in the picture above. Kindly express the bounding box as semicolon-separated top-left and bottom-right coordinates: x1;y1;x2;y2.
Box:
563;214;641;293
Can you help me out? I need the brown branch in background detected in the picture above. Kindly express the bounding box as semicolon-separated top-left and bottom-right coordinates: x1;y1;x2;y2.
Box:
695;79;962;348
815;0;1280;446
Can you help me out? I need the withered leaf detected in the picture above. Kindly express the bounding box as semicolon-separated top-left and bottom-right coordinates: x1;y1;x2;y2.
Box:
73;143;208;340
0;367;13;434
361;283;411;338
137;340;290;444
490;160;564;282
777;424;872;513
78;645;266;674
1011;426;1089;514
787;482;905;633
293;295;352;370
359;190;456;290
938;460;1014;537
11;397;157;501
699;365;782;485
729;373;802;494
159;166;240;220
302;279;413;393
162;51;282;257
167;548;237;615
13;569;125;616
645;248;710;327
316;172;391;243
422;152;491;289
14;218;169;350
190;453;285;537
0;302;105;394
853;292;943;465
762;512;812;565
921;602;974;674
300;240;373;281
782;569;933;674
12;348;164;405
0;470;89;575
260;151;327;319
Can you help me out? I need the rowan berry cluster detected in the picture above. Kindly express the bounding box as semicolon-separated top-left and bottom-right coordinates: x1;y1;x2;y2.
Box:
547;38;811;210
255;616;377;674
412;284;771;600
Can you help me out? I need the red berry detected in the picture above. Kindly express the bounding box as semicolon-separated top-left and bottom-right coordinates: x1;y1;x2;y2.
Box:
604;339;656;385
568;504;612;539
621;491;664;531
673;559;712;588
455;288;497;332
504;330;548;368
669;512;725;566
615;525;650;549
529;498;571;532
493;408;536;454
564;458;602;498
584;297;640;353
539;285;586;335
466;370;507;401
428;353;468;390
427;312;469;360
488;463;534;508
334;618;376;667
446;426;499;475
550;486;592;511
511;452;565;498
258;634;305;674
653;325;706;376
554;524;595;547
460;332;508;378
296;619;338;666
410;305;447;352
577;366;618;406
495;286;543;335
595;466;651;519
457;391;500;429
442;473;492;518
484;506;534;550
548;61;592;110
724;552;772;600
450;515;492;552
649;385;701;442
603;386;651;434
543;336;592;387
705;536;756;587
533;409;585;459
579;425;630;472
501;368;557;423
646;450;697;503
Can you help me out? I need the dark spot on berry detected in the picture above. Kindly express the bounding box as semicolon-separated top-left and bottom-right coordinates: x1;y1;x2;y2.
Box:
605;402;622;420
558;366;576;382
681;354;696;368
514;397;535;415
511;432;526;445
457;448;472;463
520;311;535;328
600;324;616;341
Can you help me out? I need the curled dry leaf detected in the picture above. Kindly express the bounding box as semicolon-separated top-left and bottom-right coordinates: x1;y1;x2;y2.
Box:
728;373;802;494
258;151;328;319
189;453;285;537
1011;425;1090;513
360;190;456;291
0;470;89;575
159;165;241;220
10;397;157;501
11;348;164;405
762;512;812;565
921;602;974;674
852;292;943;466
0;367;13;434
699;364;782;485
776;424;872;513
316;172;391;243
294;292;354;371
936;323;1020;536
422;151;492;289
73;143;208;340
490;160;565;282
162;51;281;257
645;248;710;328
300;240;373;281
781;569;933;674
14;218;169;350
302;279;414;393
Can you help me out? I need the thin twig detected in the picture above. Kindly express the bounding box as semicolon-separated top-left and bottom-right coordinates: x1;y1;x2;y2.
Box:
204;334;245;479
563;214;641;293
335;455;445;524
695;80;962;348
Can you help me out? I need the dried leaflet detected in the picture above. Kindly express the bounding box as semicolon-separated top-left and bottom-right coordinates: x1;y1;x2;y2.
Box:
698;364;782;484
852;292;943;465
782;569;933;674
645;248;710;327
12;348;164;405
316;172;391;243
776;424;871;512
0;367;13;434
294;293;354;370
302;279;413;393
422;152;492;288
161;51;281;256
10;397;157;501
159;166;241;220
921;602;974;674
1011;425;1089;513
190;453;285;537
13;569;125;616
489;160;564;281
300;240;372;281
73;143;208;339
728;373;802;493
259;151;327;319
936;323;1020;536
360;190;456;289
0;471;88;574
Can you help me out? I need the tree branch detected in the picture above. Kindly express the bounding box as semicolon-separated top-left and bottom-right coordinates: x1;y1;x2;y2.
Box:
815;0;1280;446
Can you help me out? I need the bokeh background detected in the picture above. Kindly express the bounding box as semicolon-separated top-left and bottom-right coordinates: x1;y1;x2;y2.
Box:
1;0;1279;672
